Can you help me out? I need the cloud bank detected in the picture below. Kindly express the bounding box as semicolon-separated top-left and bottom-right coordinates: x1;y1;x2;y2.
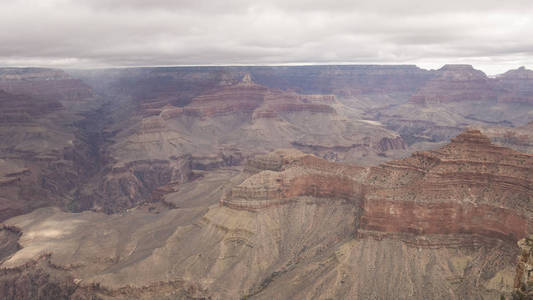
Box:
1;0;532;74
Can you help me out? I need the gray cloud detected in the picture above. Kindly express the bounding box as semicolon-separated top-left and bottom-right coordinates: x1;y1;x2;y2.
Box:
0;0;532;74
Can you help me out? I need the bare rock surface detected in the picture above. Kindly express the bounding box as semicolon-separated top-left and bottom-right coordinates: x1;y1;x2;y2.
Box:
0;65;532;299
1;130;531;299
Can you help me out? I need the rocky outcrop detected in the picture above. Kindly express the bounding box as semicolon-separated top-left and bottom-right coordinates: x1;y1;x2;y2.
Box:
497;67;533;104
97;157;193;212
408;65;533;106
223;130;533;242
0;65;531;299
513;235;533;299
156;74;337;119
410;64;497;104
222;149;365;210
375;136;406;152
362;130;533;240
2;132;528;299
361;200;527;240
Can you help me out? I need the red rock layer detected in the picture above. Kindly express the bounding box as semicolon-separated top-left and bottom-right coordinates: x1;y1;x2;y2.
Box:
223;130;533;241
360;200;528;241
151;75;337;119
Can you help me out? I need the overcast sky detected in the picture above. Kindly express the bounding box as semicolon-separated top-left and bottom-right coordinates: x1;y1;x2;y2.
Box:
1;0;533;74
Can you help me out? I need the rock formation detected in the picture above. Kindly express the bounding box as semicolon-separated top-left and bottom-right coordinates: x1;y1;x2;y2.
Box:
410;64;497;104
497;67;533;104
513;235;533;299
0;65;532;299
0;130;529;299
0;75;102;221
224;130;533;241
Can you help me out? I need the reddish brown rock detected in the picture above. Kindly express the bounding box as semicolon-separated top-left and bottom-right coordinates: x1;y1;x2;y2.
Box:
223;130;533;241
157;74;337;119
360;200;527;241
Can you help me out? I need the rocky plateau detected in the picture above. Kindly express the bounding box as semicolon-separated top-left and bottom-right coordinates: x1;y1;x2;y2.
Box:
0;65;531;299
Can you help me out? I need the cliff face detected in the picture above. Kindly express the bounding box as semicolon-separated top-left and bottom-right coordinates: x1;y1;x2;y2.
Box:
117;73;406;171
408;65;533;105
0;65;532;299
223;130;533;242
497;67;533;104
410;64;497;104
0;130;528;299
0;79;102;221
155;75;337;119
488;121;533;154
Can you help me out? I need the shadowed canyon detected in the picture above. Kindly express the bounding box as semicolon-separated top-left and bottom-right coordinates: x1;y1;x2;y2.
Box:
0;65;532;299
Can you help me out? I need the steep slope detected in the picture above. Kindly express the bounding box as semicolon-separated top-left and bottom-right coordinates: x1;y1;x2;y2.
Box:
139;73;405;163
89;73;407;212
410;64;497;104
496;66;533;104
0;130;530;299
0;69;105;221
361;130;532;240
484;121;533;154
69;65;531;211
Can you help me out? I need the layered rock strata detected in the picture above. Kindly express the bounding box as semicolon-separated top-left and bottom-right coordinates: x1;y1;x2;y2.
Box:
224;130;533;242
410;64;497;104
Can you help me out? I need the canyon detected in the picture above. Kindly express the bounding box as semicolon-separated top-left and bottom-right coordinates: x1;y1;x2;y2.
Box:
0;65;532;299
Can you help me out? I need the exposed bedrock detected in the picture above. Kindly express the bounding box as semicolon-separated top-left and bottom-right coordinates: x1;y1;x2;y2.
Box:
97;157;193;213
223;130;533;242
155;74;338;120
496;66;533;104
0;81;104;220
0;130;530;299
360;200;527;241
410;64;497;104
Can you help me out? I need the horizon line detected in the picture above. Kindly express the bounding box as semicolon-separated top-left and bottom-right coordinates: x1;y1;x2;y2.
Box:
1;62;530;76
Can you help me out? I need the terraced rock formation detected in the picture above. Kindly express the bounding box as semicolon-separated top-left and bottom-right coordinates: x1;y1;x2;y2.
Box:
0;130;529;299
0;65;531;299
